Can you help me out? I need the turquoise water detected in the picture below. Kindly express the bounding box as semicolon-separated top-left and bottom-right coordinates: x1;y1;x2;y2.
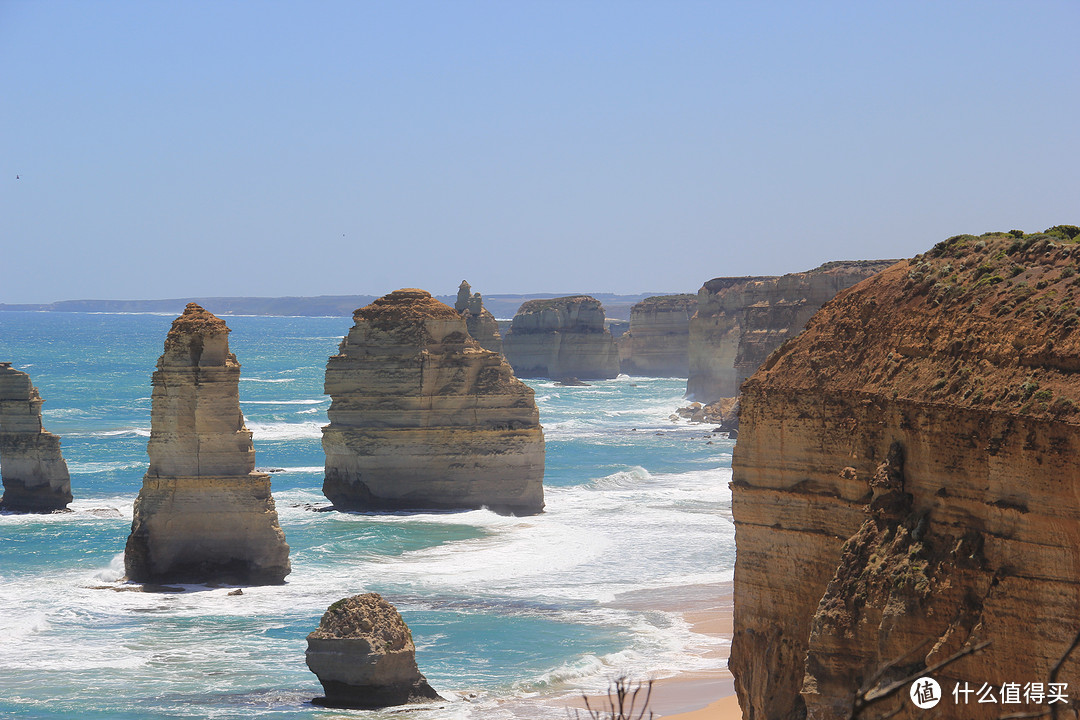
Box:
0;312;734;719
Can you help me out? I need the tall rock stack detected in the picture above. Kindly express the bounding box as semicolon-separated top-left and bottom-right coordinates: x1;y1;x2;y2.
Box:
686;261;896;402
0;363;72;512
454;280;503;354
322;289;545;515
502;296;620;380
124;303;290;584
730;229;1080;720
617;294;697;377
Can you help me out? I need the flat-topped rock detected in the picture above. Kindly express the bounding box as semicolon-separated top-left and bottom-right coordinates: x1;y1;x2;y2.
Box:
502;296;619;379
618;294;697;377
0;363;72;512
124;303;290;584
322;289;545;514
306;593;442;708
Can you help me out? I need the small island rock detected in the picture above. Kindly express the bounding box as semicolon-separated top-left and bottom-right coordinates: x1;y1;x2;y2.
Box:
306;593;442;708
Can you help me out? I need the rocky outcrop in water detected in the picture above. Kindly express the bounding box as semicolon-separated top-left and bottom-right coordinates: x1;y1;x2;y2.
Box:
617;294;696;377
124;303;290;584
687;261;896;403
502;296;619;379
455;280;503;354
730;228;1080;720
322;289;544;514
306;593;442;708
0;363;72;512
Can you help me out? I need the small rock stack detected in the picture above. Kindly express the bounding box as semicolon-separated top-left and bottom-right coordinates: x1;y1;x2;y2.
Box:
124;303;290;584
306;593;442;708
455;280;503;354
0;363;72;512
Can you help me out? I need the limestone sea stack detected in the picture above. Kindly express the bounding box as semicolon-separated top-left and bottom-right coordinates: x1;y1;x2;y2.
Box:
617;294;697;377
322;289;544;514
455;280;503;354
686;261;897;402
0;363;72;512
730;228;1080;720
502;296;619;380
306;593;443;708
124;303;290;584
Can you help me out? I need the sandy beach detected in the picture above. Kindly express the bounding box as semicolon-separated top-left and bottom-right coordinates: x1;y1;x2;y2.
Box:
562;581;740;719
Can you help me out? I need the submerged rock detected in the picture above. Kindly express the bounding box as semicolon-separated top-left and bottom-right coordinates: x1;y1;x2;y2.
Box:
124;303;291;585
306;593;442;708
730;228;1080;720
0;362;72;512
322;289;545;514
455;280;503;354
502;295;620;379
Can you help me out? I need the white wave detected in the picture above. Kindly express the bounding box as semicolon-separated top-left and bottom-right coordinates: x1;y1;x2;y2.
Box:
68;428;151;439
240;398;327;405
246;420;324;440
66;460;145;474
239;378;296;383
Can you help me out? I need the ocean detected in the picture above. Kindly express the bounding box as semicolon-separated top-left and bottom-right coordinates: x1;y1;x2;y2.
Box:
0;311;734;719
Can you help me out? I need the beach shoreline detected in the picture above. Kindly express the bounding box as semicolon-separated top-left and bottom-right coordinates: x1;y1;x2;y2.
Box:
557;581;738;719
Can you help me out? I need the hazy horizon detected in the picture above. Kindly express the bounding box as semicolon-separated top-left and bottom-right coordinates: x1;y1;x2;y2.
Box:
2;1;1077;303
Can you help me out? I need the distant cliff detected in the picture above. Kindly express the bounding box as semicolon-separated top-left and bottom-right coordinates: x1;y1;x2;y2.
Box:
502;296;620;380
687;261;896;402
730;227;1080;720
617;294;697;377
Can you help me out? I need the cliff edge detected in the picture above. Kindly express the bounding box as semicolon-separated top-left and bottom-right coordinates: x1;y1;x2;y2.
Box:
730;227;1080;719
687;261;896;402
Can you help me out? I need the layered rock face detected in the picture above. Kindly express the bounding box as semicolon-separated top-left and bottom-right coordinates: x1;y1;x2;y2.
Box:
124;303;290;584
730;228;1080;720
455;280;503;354
306;593;442;708
322;289;545;514
502;296;619;379
686;261;896;402
617;294;697;377
0;363;72;512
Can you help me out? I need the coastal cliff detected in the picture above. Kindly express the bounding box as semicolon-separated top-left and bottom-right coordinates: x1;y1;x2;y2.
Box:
502;296;619;379
0;363;72;512
322;289;545;514
455;281;503;354
124;303;290;584
617;294;696;377
730;227;1080;719
686;262;896;402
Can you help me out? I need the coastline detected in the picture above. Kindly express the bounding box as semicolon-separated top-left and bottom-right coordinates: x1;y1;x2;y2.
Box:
559;581;738;719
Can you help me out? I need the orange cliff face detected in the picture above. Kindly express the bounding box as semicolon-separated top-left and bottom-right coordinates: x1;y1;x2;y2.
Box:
729;228;1080;720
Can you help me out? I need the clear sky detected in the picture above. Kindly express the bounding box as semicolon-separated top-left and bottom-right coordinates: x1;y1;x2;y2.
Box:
1;1;1077;303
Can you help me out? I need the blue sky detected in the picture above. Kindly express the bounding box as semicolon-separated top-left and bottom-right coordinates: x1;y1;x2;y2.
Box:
1;1;1077;303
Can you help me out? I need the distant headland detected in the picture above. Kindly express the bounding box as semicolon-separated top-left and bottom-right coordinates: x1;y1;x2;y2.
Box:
0;292;671;321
